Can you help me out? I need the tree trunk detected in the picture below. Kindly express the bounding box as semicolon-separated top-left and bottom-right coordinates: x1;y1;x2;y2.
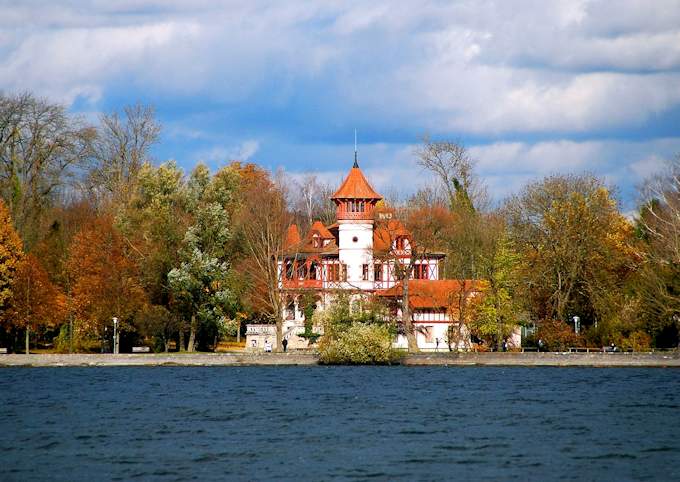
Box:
179;328;185;352
25;326;29;355
402;276;419;352
275;315;283;353
164;339;170;353
188;314;196;352
236;320;241;344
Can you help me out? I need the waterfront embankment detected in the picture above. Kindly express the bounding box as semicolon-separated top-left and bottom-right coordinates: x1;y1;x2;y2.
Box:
1;351;679;367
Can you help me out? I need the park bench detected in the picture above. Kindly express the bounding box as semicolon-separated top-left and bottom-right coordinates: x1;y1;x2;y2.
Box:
132;346;151;353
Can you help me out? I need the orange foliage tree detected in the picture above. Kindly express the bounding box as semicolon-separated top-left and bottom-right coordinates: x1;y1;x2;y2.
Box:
67;216;146;348
9;254;66;353
0;199;23;313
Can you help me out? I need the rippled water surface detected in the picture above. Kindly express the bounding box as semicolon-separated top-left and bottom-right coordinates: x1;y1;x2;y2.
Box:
1;366;679;481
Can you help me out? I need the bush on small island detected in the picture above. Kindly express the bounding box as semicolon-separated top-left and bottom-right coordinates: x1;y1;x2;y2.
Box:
315;295;400;365
318;322;399;365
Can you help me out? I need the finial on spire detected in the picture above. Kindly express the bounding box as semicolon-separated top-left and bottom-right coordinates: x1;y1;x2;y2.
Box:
353;129;359;168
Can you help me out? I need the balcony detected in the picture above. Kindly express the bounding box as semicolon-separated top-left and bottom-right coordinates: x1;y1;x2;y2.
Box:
282;278;323;289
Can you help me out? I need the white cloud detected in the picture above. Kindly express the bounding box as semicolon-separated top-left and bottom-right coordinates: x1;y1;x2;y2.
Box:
3;0;680;135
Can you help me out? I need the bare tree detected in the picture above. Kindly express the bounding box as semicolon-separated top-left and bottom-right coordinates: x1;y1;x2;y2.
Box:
415;138;484;213
238;171;292;352
636;156;680;341
0;92;94;247
88;102;160;206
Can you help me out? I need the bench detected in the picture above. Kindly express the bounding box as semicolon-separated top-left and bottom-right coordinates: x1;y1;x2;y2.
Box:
132;346;151;353
0;348;7;354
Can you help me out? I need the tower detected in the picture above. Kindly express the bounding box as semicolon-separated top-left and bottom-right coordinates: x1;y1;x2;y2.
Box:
331;157;382;290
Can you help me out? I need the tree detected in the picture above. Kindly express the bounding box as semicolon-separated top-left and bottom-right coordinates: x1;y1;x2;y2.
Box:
237;168;291;352
506;174;635;329
0;199;23;316
635;156;680;346
470;219;523;350
415;138;484;213
167;164;237;352
88;103;160;206
67;216;146;349
7;254;66;353
0;92;94;247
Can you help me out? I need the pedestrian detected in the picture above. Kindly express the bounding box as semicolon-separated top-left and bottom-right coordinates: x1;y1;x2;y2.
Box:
264;340;272;353
282;338;288;353
538;338;544;352
435;337;439;352
502;340;508;352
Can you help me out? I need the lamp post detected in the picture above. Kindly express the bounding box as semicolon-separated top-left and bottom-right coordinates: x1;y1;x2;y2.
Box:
573;316;580;335
113;317;119;354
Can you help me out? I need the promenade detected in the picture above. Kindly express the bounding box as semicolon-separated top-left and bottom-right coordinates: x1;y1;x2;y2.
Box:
1;351;678;367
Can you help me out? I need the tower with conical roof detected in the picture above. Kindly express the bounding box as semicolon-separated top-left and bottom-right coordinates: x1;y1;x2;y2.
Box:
331;155;382;289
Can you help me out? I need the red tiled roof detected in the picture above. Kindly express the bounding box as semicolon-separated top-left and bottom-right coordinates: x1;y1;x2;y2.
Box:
310;220;333;239
373;220;410;252
331;166;382;200
377;280;486;309
285;224;301;248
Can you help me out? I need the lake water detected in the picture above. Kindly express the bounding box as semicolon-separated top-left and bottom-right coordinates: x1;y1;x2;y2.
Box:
1;366;679;481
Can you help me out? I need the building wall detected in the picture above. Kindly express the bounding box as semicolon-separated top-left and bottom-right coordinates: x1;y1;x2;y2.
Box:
338;220;375;291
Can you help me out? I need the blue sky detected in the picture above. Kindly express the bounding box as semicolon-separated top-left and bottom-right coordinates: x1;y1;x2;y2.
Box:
3;0;680;211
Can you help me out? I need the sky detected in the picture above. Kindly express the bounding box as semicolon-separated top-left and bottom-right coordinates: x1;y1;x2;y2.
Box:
2;0;680;211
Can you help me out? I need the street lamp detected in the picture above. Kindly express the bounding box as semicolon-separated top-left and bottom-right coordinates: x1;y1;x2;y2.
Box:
113;317;119;354
573;316;580;335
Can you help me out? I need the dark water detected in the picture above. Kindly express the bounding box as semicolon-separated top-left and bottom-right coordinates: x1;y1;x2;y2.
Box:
1;367;679;481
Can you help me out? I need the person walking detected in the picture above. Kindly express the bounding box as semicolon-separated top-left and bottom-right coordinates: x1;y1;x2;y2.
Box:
282;338;288;353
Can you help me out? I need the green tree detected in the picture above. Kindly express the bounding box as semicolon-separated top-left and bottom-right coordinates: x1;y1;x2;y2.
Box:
470;221;523;349
168;164;238;352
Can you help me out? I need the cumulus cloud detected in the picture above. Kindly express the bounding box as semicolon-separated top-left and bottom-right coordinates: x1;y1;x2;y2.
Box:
3;0;680;135
2;0;679;208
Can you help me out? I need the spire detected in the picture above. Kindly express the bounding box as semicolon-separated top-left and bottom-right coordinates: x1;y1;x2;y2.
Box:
353;129;359;168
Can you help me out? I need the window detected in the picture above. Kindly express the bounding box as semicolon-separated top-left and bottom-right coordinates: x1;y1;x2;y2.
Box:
327;264;340;282
374;263;383;281
312;234;320;248
362;264;369;281
327;263;347;282
395;236;407;250
414;264;429;279
285;260;294;279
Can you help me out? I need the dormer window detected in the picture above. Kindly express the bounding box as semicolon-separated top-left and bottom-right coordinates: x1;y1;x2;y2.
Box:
312;234;320;248
395;236;408;250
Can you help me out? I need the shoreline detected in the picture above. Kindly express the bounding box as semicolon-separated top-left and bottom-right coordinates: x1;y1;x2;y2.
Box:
0;352;678;367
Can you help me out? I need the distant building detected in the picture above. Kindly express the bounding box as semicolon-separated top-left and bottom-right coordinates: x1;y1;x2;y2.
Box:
247;158;518;351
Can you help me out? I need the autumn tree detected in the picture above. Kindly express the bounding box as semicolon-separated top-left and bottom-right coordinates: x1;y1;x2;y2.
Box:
67;216;146;350
506;174;635;331
236;168;291;352
0;199;23;323
7;254;66;353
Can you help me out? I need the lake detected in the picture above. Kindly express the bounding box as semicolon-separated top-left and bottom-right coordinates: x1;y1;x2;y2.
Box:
1;366;679;481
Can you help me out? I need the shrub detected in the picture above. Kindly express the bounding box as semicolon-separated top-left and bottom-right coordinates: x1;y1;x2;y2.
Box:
536;319;582;351
318;322;399;365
